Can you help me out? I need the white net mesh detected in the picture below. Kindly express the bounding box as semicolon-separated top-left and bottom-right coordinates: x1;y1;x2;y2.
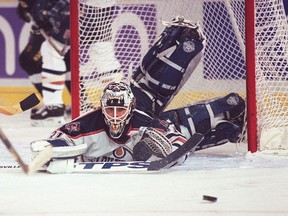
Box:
254;0;288;151
73;0;288;151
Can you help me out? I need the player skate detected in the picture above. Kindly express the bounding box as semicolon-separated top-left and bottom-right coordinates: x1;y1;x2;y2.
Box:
31;104;66;127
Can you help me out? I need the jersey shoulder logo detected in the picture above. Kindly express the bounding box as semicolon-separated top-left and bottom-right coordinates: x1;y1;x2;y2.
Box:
64;122;80;133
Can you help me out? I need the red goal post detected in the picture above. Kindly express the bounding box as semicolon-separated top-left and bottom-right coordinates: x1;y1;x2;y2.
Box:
245;0;257;153
70;0;288;154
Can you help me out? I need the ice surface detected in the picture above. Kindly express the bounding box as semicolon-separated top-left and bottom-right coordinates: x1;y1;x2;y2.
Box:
1;112;288;216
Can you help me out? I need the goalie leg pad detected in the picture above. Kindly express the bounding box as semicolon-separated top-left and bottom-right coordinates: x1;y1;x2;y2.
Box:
133;127;173;161
132;18;204;115
131;83;169;117
196;120;243;151
161;93;245;134
160;93;245;148
137;37;204;98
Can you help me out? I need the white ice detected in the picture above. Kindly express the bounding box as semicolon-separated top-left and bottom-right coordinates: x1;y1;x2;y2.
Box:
1;111;288;216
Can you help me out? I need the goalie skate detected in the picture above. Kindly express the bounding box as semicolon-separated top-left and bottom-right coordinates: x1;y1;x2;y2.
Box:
160;16;204;42
161;16;197;29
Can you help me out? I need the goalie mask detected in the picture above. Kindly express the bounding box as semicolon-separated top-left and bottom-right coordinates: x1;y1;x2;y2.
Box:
101;82;136;138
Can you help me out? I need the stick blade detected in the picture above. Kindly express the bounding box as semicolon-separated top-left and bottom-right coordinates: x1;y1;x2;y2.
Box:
20;93;40;112
27;145;53;175
148;133;204;171
0;93;41;115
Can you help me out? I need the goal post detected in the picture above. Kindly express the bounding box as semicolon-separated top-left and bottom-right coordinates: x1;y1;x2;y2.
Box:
70;0;288;154
245;0;257;153
70;0;80;118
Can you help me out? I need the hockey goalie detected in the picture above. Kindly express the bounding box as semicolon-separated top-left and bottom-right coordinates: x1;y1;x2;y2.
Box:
30;16;245;173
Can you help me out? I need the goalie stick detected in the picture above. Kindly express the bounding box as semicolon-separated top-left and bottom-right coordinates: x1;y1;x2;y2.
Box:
0;127;52;175
0;93;40;115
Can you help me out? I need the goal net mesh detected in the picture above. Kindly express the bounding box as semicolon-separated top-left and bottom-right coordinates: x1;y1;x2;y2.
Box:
72;0;288;151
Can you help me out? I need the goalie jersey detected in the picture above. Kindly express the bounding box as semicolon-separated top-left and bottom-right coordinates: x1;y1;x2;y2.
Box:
47;107;187;163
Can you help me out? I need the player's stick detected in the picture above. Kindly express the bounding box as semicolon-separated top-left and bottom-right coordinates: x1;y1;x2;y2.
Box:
0;93;40;115
0;127;52;175
39;28;68;56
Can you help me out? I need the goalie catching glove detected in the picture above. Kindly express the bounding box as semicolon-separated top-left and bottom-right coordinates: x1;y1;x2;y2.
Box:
133;127;187;167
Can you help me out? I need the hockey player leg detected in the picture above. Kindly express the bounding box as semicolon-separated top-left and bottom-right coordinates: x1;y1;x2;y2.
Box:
31;139;87;173
64;49;71;94
63;49;72;118
131;16;204;115
31;40;67;127
160;93;246;150
19;25;45;96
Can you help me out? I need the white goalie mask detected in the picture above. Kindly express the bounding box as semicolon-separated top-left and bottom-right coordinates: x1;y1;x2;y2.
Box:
101;82;136;138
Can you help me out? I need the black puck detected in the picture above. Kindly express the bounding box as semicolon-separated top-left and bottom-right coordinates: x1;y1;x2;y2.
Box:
203;195;217;202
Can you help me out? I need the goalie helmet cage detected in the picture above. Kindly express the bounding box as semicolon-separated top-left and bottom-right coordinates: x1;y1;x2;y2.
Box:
70;0;288;154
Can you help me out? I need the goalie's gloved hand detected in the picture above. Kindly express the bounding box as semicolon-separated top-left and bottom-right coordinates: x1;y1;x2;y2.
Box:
16;1;31;22
133;127;173;161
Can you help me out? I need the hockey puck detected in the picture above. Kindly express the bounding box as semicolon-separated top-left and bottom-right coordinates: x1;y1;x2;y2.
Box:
203;195;217;202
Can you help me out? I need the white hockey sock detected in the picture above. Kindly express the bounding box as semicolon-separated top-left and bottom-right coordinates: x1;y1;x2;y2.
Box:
41;40;66;105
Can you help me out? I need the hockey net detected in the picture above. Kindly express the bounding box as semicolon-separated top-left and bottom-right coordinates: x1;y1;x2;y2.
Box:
70;0;288;153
